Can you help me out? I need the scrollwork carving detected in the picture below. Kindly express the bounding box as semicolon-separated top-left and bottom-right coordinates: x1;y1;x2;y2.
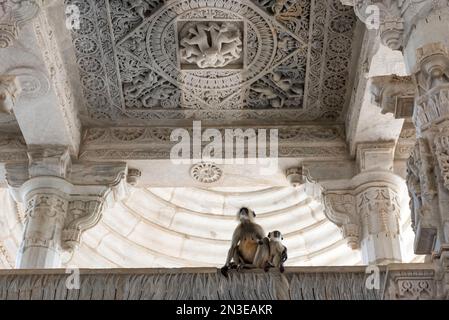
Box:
324;192;361;249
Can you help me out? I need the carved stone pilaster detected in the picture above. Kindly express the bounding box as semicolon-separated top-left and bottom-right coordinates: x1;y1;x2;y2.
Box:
413;43;449;132
0;0;41;48
371;75;415;118
357;185;402;264
0;75;20;114
404;42;449;256
62;199;104;251
6;146;138;268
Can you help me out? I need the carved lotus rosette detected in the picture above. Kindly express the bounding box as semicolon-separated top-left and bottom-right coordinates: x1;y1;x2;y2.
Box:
190;162;223;184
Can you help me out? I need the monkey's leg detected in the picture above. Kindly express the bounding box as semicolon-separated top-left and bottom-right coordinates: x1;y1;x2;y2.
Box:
279;264;285;273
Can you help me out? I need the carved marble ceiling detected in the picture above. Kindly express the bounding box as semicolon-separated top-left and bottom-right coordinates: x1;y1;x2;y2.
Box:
65;0;360;126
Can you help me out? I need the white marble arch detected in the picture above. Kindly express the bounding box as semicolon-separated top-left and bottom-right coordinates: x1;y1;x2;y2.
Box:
0;186;423;269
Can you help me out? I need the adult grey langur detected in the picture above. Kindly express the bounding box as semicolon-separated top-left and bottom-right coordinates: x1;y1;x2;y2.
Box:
221;207;265;277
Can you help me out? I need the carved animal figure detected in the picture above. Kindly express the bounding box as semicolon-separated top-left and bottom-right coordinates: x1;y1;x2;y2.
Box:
125;0;150;18
221;207;265;277
251;85;285;108
180;22;242;68
271;72;304;97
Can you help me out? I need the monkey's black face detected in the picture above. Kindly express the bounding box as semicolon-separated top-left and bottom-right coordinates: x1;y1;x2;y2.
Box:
269;230;283;241
239;207;255;221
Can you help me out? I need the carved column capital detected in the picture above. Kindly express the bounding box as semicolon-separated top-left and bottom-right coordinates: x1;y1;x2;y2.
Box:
0;0;42;48
342;0;439;53
324;169;404;264
371;74;415;118
6;147;139;267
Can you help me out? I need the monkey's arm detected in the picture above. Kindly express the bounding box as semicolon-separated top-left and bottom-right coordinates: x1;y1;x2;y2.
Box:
281;246;288;263
224;226;241;266
254;224;266;241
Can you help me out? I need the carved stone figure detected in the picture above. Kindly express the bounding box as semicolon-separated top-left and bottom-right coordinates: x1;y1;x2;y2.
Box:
180;22;243;69
251;85;285;108
271;72;304;97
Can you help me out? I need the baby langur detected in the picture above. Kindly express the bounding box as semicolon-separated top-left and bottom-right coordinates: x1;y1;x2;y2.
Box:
267;230;288;273
221;207;265;277
238;230;288;273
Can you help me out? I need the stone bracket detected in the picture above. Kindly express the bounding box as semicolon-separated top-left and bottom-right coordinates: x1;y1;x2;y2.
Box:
371;75;415;118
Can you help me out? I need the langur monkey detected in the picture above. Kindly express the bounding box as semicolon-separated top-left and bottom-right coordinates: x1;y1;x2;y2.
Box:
267;230;288;273
238;230;288;273
221;207;265;277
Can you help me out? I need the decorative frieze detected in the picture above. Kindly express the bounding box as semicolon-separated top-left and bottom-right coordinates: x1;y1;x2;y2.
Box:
80;125;349;161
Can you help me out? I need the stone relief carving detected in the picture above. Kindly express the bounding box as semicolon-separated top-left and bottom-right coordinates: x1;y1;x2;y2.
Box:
62;199;104;251
79;125;348;160
324;192;361;249
179;22;243;69
0;0;41;48
0;75;20;114
4;67;49;99
65;0;356;123
383;269;436;300
357;187;400;238
22;193;68;251
413;43;449;131
190;162;223;184
406;138;439;254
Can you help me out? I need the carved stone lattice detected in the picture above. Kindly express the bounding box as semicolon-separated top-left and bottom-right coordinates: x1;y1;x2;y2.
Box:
65;0;357;123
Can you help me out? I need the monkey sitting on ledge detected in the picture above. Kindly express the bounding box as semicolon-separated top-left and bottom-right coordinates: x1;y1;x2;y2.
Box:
238;230;288;273
221;207;265;277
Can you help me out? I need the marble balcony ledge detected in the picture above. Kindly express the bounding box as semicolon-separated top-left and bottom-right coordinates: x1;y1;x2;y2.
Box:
0;265;436;300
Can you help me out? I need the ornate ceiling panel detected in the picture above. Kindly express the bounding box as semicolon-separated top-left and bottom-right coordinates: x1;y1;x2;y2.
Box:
66;0;358;125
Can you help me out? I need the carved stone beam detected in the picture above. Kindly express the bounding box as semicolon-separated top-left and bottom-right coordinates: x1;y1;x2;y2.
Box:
0;0;42;48
5;146;140;268
371;75;415;118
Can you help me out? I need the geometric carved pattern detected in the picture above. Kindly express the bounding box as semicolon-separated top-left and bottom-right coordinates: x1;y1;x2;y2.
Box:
65;0;357;124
